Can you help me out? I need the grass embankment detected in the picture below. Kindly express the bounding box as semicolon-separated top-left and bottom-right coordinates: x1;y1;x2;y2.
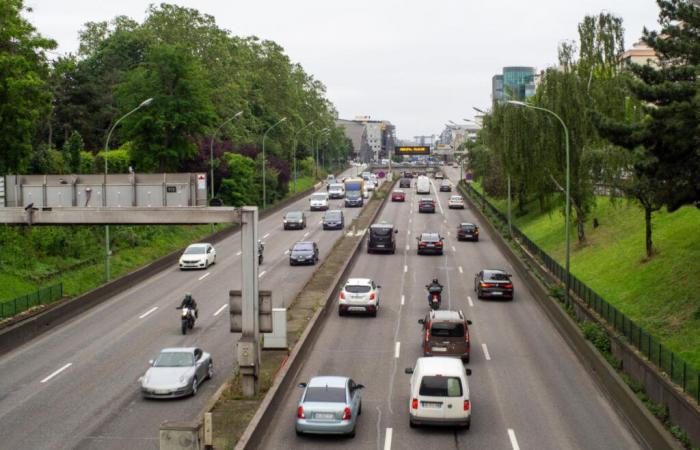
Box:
470;182;700;369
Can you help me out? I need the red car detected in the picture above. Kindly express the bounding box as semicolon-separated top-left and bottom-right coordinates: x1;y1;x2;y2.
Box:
391;189;406;202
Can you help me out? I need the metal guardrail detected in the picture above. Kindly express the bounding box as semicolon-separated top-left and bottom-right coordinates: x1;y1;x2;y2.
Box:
461;182;700;404
1;284;64;319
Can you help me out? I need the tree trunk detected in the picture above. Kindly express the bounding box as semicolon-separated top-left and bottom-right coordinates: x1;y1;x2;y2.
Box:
575;208;586;243
645;206;653;258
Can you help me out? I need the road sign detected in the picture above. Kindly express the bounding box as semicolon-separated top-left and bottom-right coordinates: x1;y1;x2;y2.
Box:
197;174;206;190
377;171;385;179
395;146;430;155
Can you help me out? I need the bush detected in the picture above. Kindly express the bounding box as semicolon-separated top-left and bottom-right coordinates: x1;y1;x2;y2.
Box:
219;153;257;206
580;321;610;353
79;151;96;173
28;147;69;174
94;147;132;174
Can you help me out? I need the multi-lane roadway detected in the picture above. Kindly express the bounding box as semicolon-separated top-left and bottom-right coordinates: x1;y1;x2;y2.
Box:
256;167;643;450
0;166;368;450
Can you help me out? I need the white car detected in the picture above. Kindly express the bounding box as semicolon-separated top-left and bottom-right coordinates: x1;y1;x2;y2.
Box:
338;278;381;317
309;193;329;211
179;243;216;270
448;195;465;209
365;180;375;191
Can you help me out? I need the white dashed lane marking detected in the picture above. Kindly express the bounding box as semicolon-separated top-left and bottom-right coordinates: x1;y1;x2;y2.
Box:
468;296;474;307
213;304;228;316
198;272;210;281
482;343;492;361
139;306;158;319
394;342;401;358
41;363;72;383
508;429;521;450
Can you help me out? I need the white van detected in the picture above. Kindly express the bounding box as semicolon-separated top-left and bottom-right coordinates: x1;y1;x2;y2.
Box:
416;176;430;194
405;357;471;429
309;192;329;211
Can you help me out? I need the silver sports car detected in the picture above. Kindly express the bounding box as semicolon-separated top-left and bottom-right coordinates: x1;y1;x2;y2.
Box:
140;347;213;398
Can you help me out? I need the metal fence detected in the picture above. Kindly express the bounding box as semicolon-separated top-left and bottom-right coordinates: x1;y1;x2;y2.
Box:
461;182;700;404
1;284;63;319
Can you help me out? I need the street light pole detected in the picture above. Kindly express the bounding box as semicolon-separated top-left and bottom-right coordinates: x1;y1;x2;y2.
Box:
209;110;243;200
262;117;286;210
313;127;329;179
103;97;153;282
506;100;571;304
291;120;315;193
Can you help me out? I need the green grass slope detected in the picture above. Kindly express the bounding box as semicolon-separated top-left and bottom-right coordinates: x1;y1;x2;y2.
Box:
474;185;700;369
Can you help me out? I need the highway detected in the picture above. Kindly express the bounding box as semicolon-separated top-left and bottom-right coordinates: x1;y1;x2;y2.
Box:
0;166;369;450
256;167;644;450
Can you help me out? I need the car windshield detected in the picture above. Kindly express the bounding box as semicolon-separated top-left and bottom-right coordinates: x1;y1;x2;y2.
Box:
393;190;404;194
154;352;194;367
421;234;440;242
330;184;343;190
304;387;346;403
419;376;463;397
461;224;476;231
294;243;313;251
371;227;392;236
484;271;510;281
451;196;462;201
420;199;433;203
430;322;465;337
347;191;361;198
286;212;302;220
345;285;371;293
325;212;341;220
184;246;206;255
311;194;327;201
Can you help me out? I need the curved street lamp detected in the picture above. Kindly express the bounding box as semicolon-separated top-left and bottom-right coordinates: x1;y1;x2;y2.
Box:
506;99;571;305
312;127;330;179
291;120;315;193
262;117;287;210
103;97;153;282
210;110;243;199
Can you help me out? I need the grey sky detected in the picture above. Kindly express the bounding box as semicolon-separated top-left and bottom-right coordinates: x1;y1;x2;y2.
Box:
26;0;660;140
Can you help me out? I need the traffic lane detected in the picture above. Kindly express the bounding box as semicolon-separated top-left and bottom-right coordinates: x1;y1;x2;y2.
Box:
438;176;640;448
256;189;406;449
3;171;366;446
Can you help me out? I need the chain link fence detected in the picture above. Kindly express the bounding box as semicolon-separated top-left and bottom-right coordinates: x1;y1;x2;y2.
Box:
1;284;64;319
461;182;700;404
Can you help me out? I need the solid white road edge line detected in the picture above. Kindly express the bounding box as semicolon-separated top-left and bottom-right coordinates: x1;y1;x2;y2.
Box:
198;272;210;281
482;343;492;361
139;306;158;319
458;266;464;274
384;428;393;450
213;304;228;316
468;296;474;307
41;363;72;383
508;429;521;450
394;342;400;359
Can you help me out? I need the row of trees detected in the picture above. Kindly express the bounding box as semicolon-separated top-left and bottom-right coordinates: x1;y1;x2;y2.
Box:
1;1;353;205
468;0;699;257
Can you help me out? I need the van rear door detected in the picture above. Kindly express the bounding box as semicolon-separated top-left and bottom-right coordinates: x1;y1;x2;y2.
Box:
429;322;467;357
418;376;463;419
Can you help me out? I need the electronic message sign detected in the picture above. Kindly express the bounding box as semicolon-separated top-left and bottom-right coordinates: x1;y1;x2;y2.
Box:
394;146;431;155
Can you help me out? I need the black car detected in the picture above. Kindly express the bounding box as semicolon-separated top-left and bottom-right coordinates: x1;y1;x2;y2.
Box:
416;232;444;255
283;211;306;230
345;190;364;207
289;241;319;265
368;223;398;254
474;269;514;300
457;223;479;241
399;178;412;188
323;210;344;230
418;198;436;213
439;181;452;192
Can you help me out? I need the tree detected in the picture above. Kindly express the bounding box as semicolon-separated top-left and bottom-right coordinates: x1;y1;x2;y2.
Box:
116;44;215;171
0;0;56;173
62;130;84;172
219;153;257;206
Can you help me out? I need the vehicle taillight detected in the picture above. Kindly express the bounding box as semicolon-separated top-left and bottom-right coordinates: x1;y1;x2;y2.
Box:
504;283;513;289
465;332;470;342
436;242;443;247
464;400;470;411
297;406;305;418
412;398;418;410
340;291;345;299
342;407;351;420
480;282;493;288
369;292;375;300
475;230;479;234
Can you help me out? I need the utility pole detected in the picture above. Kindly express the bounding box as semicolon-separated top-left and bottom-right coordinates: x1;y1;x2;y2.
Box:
237;206;260;396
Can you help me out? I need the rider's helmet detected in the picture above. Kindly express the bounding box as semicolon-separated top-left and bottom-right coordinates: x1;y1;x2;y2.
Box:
185;293;192;301
432;278;439;284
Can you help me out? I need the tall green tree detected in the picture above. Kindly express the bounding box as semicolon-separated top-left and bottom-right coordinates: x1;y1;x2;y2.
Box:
62;130;84;172
0;0;56;173
116;44;215;171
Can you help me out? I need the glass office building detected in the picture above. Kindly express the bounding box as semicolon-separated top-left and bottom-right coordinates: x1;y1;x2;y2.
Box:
502;66;536;101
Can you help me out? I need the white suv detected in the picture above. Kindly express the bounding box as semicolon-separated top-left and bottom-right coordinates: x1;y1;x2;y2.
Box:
338;278;381;317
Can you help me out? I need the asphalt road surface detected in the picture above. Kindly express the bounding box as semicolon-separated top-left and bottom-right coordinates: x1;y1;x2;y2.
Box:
256;167;643;450
0;165;373;450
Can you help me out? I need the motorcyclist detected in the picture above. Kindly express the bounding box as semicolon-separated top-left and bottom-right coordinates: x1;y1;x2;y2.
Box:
258;240;264;264
426;278;443;303
178;292;198;318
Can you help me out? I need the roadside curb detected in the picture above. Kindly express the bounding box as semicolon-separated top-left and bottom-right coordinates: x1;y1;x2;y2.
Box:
0;183;323;357
233;177;396;450
458;182;681;450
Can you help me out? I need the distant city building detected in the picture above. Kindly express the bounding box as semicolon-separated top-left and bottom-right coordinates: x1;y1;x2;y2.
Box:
492;66;536;103
337;117;395;162
620;40;659;67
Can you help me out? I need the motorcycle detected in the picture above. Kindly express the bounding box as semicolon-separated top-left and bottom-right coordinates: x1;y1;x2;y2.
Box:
258;240;264;265
426;285;442;310
178;306;196;335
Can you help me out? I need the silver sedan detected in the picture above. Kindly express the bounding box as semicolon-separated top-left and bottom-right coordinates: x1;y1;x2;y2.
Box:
140;347;213;398
295;376;364;437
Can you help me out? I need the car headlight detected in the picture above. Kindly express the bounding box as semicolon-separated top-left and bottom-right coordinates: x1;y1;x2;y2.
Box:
283;220;288;223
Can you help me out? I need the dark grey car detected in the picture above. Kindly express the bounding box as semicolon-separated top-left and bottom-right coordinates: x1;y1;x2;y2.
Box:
290;241;319;265
323;210;344;230
284;211;306;230
474;269;514;300
140;347;213;399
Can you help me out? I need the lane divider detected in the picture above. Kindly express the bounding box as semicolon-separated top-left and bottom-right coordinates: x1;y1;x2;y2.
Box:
139;306;158;319
41;363;72;383
198;272;210;281
236;251;242;256
458;266;464;274
394;342;400;359
468;296;474;307
482;343;492;361
263;233;270;239
213;304;228;316
384;428;393;450
404;265;408;273
258;270;266;278
401;295;405;306
508;429;520;450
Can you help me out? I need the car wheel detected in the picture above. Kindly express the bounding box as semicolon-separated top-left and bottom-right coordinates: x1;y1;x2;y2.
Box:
409;418;417;428
295;429;303;436
358;401;362;415
347;427;356;438
181;320;187;335
338;306;344;316
462;355;470;364
371;309;377;317
207;361;214;380
191;377;198;396
465;418;471;430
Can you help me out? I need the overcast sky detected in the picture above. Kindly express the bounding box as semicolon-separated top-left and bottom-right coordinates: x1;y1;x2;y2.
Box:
26;0;660;140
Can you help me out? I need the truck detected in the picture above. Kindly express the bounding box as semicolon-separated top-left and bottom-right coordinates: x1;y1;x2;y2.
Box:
344;177;365;207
